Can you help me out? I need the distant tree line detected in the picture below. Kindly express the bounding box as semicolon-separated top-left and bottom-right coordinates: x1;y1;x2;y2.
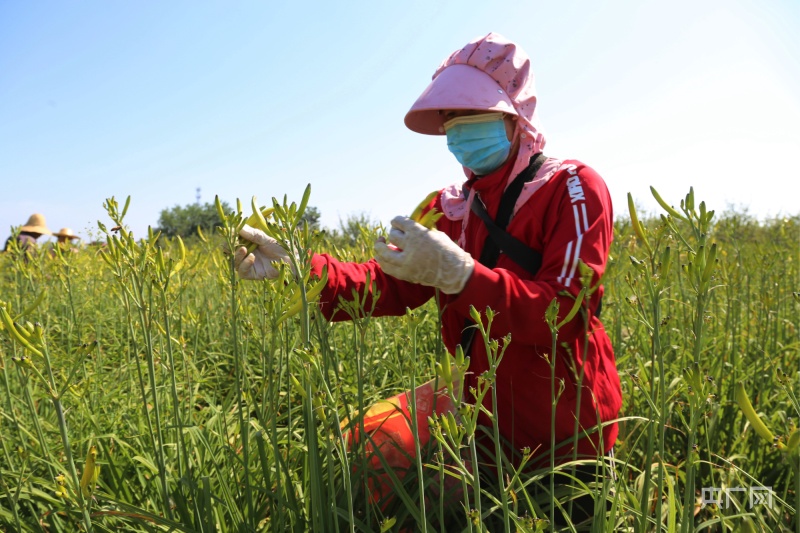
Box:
155;202;322;238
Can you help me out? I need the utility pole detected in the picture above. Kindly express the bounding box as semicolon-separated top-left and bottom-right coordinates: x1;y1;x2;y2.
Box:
196;187;201;205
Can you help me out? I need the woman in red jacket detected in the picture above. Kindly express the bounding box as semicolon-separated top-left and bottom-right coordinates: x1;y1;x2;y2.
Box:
236;32;622;521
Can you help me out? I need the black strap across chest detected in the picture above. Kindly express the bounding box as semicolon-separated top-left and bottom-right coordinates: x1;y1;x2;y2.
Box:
458;152;602;356
459;153;546;355
465;152;546;276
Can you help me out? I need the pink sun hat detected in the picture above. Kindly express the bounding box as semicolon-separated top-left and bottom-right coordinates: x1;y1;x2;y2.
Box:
404;64;517;135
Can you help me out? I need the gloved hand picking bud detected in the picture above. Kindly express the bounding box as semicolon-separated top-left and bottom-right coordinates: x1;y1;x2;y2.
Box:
235;224;291;280
238;198;275;254
374;216;474;294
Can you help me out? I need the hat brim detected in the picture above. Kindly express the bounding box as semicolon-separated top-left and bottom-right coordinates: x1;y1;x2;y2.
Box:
20;225;52;235
404;64;517;135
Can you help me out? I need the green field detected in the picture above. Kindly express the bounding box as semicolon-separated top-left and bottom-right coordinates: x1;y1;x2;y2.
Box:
1;189;798;532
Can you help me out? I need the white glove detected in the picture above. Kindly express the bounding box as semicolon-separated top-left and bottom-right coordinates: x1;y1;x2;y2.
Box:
234;225;291;280
374;216;474;294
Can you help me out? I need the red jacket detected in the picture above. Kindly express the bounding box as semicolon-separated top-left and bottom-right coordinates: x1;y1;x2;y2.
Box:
311;157;622;461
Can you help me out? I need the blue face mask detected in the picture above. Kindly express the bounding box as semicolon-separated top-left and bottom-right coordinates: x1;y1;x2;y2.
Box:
444;113;511;176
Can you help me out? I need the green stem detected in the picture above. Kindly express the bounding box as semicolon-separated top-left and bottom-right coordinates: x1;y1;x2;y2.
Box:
680;284;708;531
794;459;799;533
568;310;591;524
490;374;510;533
549;330;558;530
654;292;667;532
0;460;22;530
122;292;159;485
136;280;172;519
408;318;428;533
353;319;371;531
39;341;93;532
304;376;325;532
468;435;483;531
19;370;55;480
160;287;203;528
228;254;254;529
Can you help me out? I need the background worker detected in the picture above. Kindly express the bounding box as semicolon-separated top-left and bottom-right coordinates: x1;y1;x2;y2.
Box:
53;227;81;247
49;227;82;256
235;32;622;522
3;213;52;256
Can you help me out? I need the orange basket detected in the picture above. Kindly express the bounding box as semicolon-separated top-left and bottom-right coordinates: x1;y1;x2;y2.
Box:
341;376;461;505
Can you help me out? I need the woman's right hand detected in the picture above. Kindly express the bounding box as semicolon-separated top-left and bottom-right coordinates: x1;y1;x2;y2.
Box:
234;225;291;280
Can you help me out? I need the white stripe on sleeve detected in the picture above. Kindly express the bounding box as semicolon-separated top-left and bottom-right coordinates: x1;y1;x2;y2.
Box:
558;241;573;284
581;203;589;232
566;233;584;286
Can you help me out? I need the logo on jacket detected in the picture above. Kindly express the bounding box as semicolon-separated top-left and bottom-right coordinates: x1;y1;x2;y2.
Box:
566;175;586;203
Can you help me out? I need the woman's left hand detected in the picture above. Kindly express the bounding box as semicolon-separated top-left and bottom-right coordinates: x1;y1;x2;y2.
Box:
374;216;474;294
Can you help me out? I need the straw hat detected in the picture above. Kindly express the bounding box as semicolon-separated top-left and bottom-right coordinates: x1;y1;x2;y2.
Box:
53;228;80;240
20;213;52;235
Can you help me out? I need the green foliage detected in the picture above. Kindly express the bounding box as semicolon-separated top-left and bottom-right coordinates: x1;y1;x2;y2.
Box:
0;188;797;532
156;201;321;238
155;200;232;238
301;205;321;231
334;212;378;247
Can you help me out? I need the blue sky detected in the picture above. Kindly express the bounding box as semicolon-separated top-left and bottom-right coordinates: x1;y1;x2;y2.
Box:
2;1;798;243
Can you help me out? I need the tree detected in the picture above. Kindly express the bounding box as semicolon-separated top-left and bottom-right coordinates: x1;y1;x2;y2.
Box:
301;206;321;231
156;201;322;238
156;201;231;238
335;212;377;246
